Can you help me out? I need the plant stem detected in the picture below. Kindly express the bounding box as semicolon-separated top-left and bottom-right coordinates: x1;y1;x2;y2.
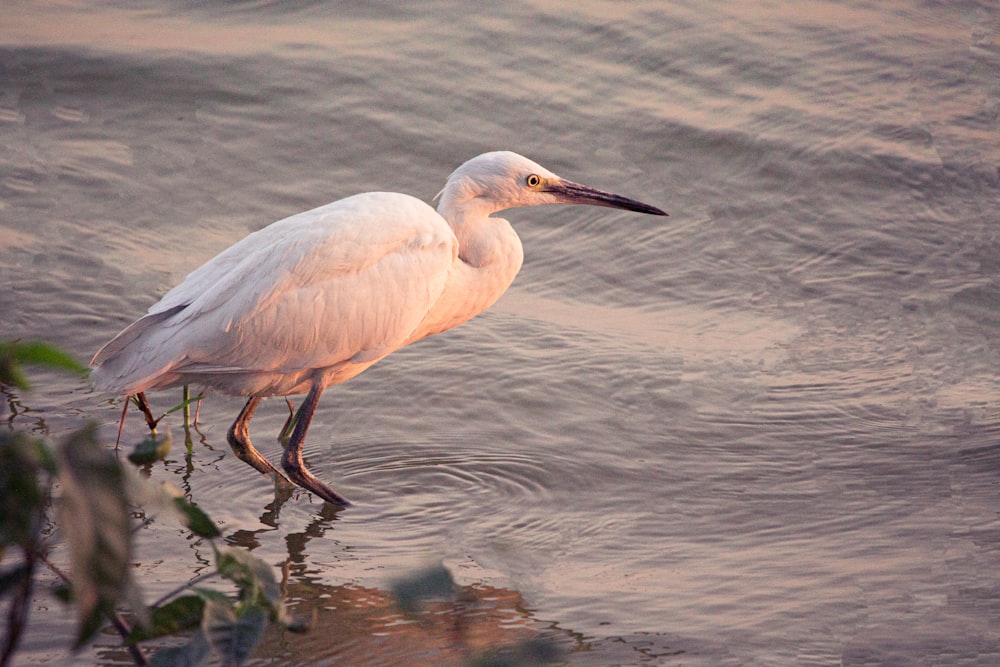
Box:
1;549;36;667
39;554;149;667
149;571;219;609
182;385;193;452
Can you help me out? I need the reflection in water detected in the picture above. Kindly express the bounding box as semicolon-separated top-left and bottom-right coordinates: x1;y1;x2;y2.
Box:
263;576;562;665
5;0;1000;663
222;502;570;666
10;424;572;665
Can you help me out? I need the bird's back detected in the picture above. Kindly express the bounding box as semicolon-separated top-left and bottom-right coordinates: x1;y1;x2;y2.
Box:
92;192;458;396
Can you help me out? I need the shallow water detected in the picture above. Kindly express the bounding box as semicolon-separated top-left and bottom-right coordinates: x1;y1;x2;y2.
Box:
3;0;1000;664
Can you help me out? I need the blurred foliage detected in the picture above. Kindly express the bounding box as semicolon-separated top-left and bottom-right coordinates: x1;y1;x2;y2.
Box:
2;341;562;666
390;565;564;666
391;562;458;614
0;429;54;666
0;341;295;666
467;638;565;667
127;432;172;466
0;339;88;390
57;423;134;648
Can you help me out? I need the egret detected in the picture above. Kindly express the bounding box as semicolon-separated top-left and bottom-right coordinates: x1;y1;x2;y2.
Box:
91;151;667;505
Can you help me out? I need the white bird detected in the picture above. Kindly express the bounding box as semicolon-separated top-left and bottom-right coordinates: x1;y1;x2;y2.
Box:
91;151;667;505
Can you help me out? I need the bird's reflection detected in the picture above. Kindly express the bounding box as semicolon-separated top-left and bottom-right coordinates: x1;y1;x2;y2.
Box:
210;478;568;665
226;490;339;552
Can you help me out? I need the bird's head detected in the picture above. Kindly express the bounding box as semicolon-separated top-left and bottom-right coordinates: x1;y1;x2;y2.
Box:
435;151;667;221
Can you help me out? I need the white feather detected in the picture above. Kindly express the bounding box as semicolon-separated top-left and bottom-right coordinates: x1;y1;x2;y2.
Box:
92;151;664;399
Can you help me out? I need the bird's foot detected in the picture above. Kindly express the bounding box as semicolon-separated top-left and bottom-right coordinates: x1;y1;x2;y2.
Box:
227;428;292;485
133;392;160;432
282;460;350;506
235;447;292;486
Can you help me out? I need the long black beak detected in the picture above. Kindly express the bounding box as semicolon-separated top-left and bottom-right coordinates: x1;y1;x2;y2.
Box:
544;179;668;216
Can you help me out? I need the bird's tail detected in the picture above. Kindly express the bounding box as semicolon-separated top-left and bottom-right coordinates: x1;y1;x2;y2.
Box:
90;305;187;395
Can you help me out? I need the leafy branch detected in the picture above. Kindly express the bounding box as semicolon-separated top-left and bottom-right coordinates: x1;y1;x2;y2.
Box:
2;340;563;666
0;340;299;666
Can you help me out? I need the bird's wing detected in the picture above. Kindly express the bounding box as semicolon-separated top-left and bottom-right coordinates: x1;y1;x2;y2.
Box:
93;192;457;393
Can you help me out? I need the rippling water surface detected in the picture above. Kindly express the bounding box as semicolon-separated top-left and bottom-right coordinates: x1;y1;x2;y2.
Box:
3;1;1000;664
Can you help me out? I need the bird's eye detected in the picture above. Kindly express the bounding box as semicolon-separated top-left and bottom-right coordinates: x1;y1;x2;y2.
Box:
526;174;542;188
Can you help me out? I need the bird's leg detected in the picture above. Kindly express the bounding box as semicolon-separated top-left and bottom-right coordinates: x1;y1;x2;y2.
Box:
227;396;291;484
281;384;350;506
134;392;158;432
114;399;129;448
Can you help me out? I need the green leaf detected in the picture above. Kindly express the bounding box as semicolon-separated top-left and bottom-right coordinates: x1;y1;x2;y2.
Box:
165;393;205;416
128;595;205;643
75;604;106;649
281;611;313;634
0;353;27;389
56;423;132;648
391;563;457;614
0;563;31;598
127;431;172;465
194;588;233;606
52;583;73;604
172;497;221;539
0;430;53;548
0;340;88;389
150;627;211;667
214;547;281;613
202;598;267;666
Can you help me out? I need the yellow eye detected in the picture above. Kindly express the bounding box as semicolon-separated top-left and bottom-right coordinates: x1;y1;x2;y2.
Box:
526;174;542;188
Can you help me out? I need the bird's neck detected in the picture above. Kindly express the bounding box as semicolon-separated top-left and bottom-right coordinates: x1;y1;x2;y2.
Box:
440;199;506;266
409;206;524;341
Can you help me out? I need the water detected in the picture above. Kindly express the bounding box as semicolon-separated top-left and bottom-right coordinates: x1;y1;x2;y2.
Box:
2;0;1000;664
